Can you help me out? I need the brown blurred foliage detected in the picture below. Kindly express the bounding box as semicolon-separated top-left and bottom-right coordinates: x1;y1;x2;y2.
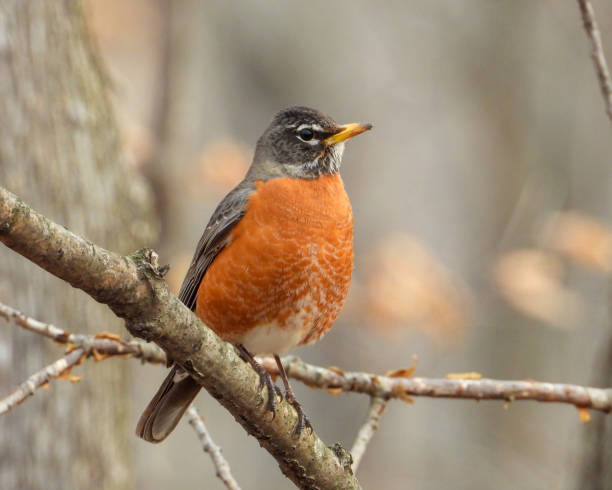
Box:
493;248;581;328
542;211;612;274
86;0;161;51
362;233;470;341
495;211;612;327
187;140;251;199
122;122;154;170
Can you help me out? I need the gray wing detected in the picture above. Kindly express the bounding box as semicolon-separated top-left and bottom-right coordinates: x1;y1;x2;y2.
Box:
178;179;255;311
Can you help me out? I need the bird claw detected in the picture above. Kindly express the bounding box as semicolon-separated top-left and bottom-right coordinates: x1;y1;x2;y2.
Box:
274;385;283;398
283;390;311;436
235;344;277;413
235;346;312;435
261;369;277;413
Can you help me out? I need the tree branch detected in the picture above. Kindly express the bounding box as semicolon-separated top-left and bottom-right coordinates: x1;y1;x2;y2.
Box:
0;348;85;416
261;356;612;413
350;397;387;473
0;185;360;490
0;302;167;365
577;0;612;124
0;301;168;415
187;406;242;490
4;295;610;417
0;302;239;486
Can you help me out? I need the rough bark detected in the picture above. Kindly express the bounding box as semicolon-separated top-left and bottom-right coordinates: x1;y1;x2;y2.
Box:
0;1;155;489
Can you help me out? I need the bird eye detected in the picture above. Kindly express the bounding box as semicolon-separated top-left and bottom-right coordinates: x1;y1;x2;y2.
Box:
297;127;314;141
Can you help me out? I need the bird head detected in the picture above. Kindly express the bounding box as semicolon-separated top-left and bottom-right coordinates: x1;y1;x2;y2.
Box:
249;106;372;180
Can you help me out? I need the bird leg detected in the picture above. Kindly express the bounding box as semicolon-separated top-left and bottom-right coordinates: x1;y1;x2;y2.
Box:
274;354;312;436
235;344;278;412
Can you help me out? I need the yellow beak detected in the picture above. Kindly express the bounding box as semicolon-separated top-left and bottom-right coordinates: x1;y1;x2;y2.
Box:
323;122;373;146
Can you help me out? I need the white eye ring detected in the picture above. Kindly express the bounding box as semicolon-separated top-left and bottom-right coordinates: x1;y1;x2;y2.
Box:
296;124;319;145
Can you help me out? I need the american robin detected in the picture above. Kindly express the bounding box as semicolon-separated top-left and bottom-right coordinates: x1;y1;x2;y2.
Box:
137;106;372;442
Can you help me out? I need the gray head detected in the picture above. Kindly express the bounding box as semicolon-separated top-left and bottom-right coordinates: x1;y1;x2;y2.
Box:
248;106;372;180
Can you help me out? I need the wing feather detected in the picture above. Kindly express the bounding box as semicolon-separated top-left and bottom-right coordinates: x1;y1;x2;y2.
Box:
177;179;255;311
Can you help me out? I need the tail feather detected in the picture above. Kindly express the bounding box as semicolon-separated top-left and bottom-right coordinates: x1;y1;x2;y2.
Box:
136;365;202;443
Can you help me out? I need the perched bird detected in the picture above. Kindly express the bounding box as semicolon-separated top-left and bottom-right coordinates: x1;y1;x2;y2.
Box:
137;106;372;442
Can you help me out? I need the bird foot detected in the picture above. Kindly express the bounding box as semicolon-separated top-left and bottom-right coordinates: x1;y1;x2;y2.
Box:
273;354;312;436
283;388;312;436
235;344;277;413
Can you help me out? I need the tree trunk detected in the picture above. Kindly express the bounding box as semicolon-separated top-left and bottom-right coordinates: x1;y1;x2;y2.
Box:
0;1;156;489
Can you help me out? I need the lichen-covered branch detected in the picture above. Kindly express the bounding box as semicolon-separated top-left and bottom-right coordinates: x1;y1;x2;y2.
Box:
187;406;242;490
261;356;612;413
577;0;612;124
350;397;387;473
0;185;361;490
0;188;150;318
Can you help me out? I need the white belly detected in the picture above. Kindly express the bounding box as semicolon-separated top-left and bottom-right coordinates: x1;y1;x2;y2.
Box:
239;293;319;354
240;321;309;355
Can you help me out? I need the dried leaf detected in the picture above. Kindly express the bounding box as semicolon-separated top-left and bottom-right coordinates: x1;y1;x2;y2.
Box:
577;407;591;424
65;342;78;354
92;348;109;362
327;366;346;376
95;331;122;342
445;372;483;380
386;355;419;378
391;384;414;404
386;368;415;378
75;352;86;366
324;387;343;396
56;369;74;381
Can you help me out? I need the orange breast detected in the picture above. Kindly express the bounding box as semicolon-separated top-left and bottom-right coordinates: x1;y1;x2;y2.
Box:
195;174;353;354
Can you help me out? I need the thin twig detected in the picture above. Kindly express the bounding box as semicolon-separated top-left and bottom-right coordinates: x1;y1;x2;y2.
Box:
350;397;387;473
577;0;612;124
0;348;85;415
186;406;242;490
1;303;240;486
0;301;167;365
260;356;612;413
4;299;612;415
0;301;166;415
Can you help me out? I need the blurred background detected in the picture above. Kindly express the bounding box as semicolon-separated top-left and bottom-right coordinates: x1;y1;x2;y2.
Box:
3;1;612;489
90;1;612;488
